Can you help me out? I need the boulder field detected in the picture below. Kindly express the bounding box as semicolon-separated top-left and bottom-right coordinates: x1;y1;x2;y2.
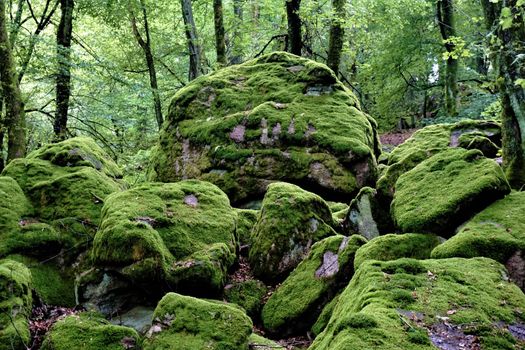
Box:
1;53;525;349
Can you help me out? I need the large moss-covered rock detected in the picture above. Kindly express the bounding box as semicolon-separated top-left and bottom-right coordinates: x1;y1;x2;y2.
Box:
353;233;441;269
1;137;122;257
391;148;510;236
91;180;237;301
310;258;525;350
0;259;32;350
262;235;366;335
41;312;140;350
378;120;501;203
249;182;337;282
431;191;525;288
143;293;253;350
149;52;380;204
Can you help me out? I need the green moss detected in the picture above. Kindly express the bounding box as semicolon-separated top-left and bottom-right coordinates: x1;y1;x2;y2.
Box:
0;259;32;350
143;293;253;350
262;235;366;335
7;255;75;307
40;312;140;350
310;257;525;350
354;233;441;269
458;132;500;158
248;334;285;350
150;52;380;203
312;293;340;336
92;180;237;295
431;191;525;262
391;148;510;236
249;182;338;282
235;209;259;247
224;280;267;318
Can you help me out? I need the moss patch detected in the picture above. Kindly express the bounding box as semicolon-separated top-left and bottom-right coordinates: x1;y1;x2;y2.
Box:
431;191;525;264
391;148;510;236
0;259;32;350
41;312;140;350
248;334;285;350
310;257;525;350
150;52;380;203
92;180;237;295
354;233;441;269
224;279;267;318
143;293;253;350
249;182;338;282
235;209;259;247
262;235;366;335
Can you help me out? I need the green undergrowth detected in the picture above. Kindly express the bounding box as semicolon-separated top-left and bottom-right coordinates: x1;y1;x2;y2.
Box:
310;257;525;350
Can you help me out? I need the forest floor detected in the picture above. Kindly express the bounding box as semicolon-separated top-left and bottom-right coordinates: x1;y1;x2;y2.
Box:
380;128;417;147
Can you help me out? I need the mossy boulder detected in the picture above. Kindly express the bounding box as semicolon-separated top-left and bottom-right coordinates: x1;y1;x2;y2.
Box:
431;191;525;289
1;137;122;257
249;182;337;282
310;257;525;350
143;293;253;350
41;312;140;350
224;279;267;318
149;52;380;204
262;235;366;335
342;187;393;238
353;233;441;269
91;180;237;303
391;148;510;236
0;259;32;350
248;334;285;350
378;120;502;204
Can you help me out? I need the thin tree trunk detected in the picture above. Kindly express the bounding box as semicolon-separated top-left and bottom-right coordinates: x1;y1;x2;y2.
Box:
0;96;4;171
286;0;302;56
9;0;24;46
231;0;243;64
481;0;525;187
213;0;226;66
54;0;74;140
0;0;26;160
437;0;459;116
180;0;201;81
130;0;163;129
326;0;345;74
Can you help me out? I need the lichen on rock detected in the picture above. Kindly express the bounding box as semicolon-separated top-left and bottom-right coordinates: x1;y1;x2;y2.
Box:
149;52;380;203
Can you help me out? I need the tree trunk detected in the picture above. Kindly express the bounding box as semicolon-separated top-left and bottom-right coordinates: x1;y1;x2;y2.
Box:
0;0;26;160
231;0;244;64
437;0;459;116
130;0;163;129
213;0;226;66
286;0;302;56
326;0;345;74
481;0;525;187
54;0;74;140
180;0;201;81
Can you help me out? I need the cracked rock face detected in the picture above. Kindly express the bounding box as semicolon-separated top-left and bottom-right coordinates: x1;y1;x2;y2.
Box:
149;52;380;204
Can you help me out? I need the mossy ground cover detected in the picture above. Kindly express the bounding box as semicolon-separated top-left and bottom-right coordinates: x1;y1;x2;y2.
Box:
432;191;525;263
150;52;380;203
249;182;337;282
143;293;253;350
310;257;525;350
391;148;510;235
92;180;237;294
262;235;366;335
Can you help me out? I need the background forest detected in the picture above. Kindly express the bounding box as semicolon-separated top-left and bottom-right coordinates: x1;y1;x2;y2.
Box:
0;0;509;175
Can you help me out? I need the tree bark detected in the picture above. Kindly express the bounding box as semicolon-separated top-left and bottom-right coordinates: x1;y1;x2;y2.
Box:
327;0;345;74
130;0;163;129
230;0;243;64
481;0;525;187
180;0;201;80
286;0;302;56
437;0;459;116
54;0;74;140
213;0;226;66
0;0;26;160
